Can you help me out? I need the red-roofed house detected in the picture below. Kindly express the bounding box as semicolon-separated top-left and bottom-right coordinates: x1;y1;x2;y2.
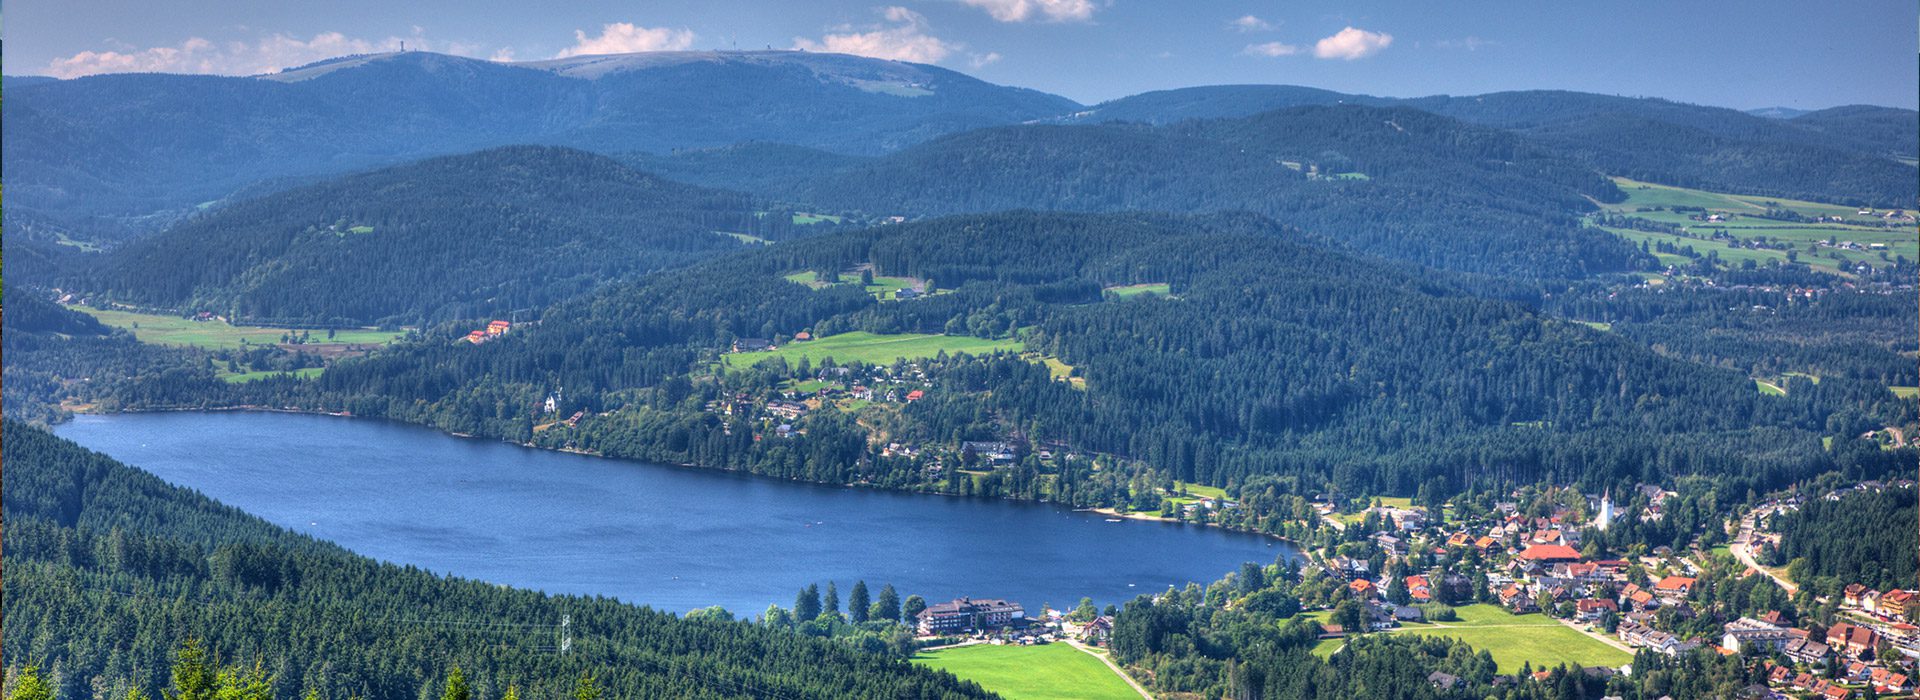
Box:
1405;575;1431;602
1653;576;1696;598
1517;544;1582;563
905;390;925;402
1349;579;1378;599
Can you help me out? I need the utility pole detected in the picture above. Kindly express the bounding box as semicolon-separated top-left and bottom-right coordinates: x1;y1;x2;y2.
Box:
560;614;572;655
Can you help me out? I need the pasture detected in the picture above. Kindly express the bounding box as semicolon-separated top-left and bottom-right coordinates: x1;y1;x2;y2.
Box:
913;643;1139;700
1313;605;1630;674
1105;283;1171;299
221;367;325;383
69;306;404;350
784;270;924;300
723;331;1023;369
1598;178;1915;268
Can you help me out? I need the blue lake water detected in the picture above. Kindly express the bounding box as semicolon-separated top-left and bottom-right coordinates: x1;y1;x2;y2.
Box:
54;411;1292;615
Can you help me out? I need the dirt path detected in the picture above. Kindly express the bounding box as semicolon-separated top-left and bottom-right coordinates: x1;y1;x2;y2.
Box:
1066;640;1152;699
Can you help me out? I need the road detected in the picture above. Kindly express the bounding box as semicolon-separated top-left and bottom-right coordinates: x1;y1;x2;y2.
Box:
1728;510;1798;595
1066;640;1152;699
1555;617;1636;655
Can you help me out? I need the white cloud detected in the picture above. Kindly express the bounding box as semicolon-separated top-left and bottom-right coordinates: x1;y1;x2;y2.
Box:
43;30;480;78
1231;15;1275;32
1313;26;1392;60
960;0;1097;23
1242;41;1301;57
969;51;1003;68
554;23;696;58
793;7;960;64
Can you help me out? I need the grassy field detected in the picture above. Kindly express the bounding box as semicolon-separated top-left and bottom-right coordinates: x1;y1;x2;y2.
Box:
1106;283;1171;299
791;212;844;225
784;270;923;300
220;367;325;383
1313;605;1629;673
716;231;771;245
1756;380;1787;396
723;331;1024;369
913;644;1138;700
69;306;404;350
1597;178;1914;271
1893;386;1919;399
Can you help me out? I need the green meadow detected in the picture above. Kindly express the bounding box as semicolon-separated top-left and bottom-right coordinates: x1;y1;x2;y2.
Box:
1313;604;1629;674
723;331;1023;369
913;644;1139;700
69;305;404;350
1105;282;1171;299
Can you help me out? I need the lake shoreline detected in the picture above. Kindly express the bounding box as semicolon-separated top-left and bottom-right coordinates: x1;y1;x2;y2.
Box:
67;404;1305;549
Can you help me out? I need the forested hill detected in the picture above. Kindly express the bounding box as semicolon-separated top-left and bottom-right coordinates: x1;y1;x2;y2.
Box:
93;146;769;327
227;211;1904;498
751;105;1640;279
1;50;1078;235
1;421;994;700
1059;86;1918;206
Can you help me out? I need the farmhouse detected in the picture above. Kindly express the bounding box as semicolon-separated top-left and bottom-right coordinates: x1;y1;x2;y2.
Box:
917;597;1025;634
487;320;511;335
733;338;774;353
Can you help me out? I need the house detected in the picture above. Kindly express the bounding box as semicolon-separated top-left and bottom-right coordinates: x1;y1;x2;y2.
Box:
1844;584;1871;607
1348;579;1378;600
1619;621;1697;656
850;385;874;400
1517;544;1582;564
793;331;812;341
1393;605;1425;623
1870;668;1911;694
1721;617;1794;653
1576;598;1618;621
1446;532;1473;548
917;598;1025;634
1877;589;1916;619
1498;585;1536;613
1374;534;1406;557
1083;616;1113;645
894;287;921;300
1781;636;1831;664
1427;672;1459;690
905;389;925;402
465;330;489;344
732;338;774;353
766;401;808;420
962;441;1018;464
1652;575;1696;599
487;320;511;335
1405;575;1432;603
1825;622;1880;658
1473;536;1501;552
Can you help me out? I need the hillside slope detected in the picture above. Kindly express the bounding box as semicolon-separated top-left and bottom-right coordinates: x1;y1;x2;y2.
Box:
96;146;763;326
2;421;994;700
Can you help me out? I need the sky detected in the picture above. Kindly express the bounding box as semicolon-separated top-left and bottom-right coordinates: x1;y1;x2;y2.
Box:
5;0;1916;110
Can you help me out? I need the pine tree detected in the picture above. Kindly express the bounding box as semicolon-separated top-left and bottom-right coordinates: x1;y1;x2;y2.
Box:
795;583;822;621
571;675;601;700
8;667;53;700
873;584;902;623
824;582;841;618
849;581;871;623
441;666;470;700
167;639;216;700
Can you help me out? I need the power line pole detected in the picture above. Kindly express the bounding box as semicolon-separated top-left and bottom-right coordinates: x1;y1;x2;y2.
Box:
560;614;571;655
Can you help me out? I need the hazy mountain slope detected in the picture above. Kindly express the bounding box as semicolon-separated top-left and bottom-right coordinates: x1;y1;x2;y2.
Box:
1789;104;1920;158
2;50;1079;236
763;105;1638;278
97;146;762;326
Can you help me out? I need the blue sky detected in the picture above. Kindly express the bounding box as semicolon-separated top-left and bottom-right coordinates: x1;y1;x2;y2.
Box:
7;0;1915;109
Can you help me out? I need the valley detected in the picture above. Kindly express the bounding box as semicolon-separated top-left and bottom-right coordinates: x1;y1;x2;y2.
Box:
2;12;1916;698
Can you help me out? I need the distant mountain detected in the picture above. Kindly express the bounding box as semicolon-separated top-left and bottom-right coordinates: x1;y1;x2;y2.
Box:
683;104;1639;279
1061;86;1917;205
1748;106;1810;119
1;50;1079;235
95;146;766;326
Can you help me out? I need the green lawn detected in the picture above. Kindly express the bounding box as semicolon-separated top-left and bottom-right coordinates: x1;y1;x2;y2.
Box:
1892;386;1918;399
69;306;404;350
1574;320;1613;332
1106;283;1171;299
791;212;843;225
1398;624;1629;673
1597;178;1915;269
723;331;1024;369
1756;380;1786;396
220;367;325;383
913;644;1138;700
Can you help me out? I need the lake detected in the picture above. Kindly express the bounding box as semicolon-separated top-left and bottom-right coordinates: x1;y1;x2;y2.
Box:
54;411;1293;616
